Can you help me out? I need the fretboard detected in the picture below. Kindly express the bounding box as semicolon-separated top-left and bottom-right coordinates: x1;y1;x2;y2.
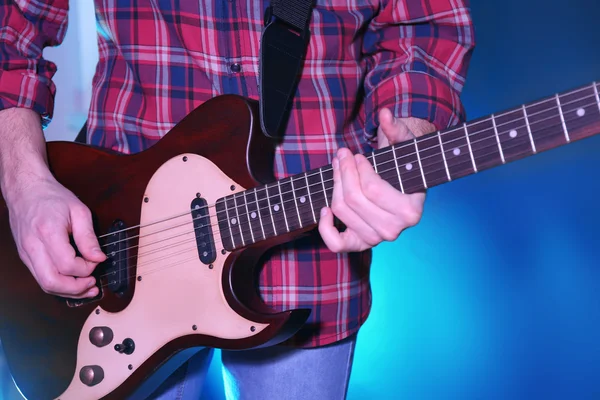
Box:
216;81;600;251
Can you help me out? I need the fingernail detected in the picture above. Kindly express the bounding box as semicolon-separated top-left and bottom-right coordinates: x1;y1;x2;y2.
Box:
93;247;103;254
88;279;97;288
321;208;327;217
338;148;348;160
332;158;339;170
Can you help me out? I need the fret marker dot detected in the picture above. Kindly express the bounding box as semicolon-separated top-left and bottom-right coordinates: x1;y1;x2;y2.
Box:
405;163;413;171
453;148;461;156
577;108;585;117
300;196;306;203
274;204;280;212
251;212;257;219
509;130;518;138
231;218;237;225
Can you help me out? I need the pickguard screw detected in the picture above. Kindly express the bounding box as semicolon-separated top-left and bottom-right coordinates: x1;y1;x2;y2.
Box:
137;276;142;282
196;192;201;198
209;264;214;269
128;364;133;370
230;185;235;191
183;156;188;162
144;197;149;203
95;309;100;315
250;326;256;332
221;249;226;255
192;325;198;331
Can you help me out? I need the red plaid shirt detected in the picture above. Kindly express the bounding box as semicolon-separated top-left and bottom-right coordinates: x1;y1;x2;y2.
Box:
0;0;474;347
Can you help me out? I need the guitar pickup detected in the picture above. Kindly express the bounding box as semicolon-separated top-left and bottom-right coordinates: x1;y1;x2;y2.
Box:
191;197;216;265
104;219;130;294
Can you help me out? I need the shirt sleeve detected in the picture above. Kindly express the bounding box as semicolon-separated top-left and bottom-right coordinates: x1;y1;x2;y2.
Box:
361;0;476;141
0;1;69;128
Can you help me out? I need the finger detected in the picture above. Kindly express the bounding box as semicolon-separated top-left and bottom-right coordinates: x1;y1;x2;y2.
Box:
317;207;347;253
337;150;398;233
39;221;96;278
355;154;425;218
328;151;380;246
377;108;414;148
71;204;106;263
27;237;98;298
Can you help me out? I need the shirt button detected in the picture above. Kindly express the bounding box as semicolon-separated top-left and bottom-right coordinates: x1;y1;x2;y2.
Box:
230;63;241;73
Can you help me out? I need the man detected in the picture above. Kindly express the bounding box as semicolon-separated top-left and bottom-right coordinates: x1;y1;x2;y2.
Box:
0;0;474;399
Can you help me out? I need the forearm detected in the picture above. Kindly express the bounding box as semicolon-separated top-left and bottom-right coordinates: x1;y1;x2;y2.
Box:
0;108;52;204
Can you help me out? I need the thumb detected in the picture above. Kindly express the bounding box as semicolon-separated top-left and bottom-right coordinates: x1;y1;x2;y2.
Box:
377;108;414;149
70;206;106;263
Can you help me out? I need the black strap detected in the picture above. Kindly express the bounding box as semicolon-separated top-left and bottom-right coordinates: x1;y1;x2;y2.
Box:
259;0;314;140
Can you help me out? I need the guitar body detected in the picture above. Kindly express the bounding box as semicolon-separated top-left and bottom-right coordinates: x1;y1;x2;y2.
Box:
0;95;311;400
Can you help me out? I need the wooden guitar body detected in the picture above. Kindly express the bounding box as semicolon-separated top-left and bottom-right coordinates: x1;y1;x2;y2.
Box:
0;95;311;400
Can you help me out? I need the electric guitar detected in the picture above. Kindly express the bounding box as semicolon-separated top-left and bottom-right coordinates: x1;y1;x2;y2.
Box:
1;81;599;399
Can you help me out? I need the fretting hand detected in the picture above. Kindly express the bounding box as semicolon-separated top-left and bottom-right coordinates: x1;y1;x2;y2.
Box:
318;108;436;253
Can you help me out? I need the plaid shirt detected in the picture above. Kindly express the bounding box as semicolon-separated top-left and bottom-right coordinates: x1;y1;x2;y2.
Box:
0;0;474;347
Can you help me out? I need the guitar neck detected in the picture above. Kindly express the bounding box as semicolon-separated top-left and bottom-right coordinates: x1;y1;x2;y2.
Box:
217;81;600;251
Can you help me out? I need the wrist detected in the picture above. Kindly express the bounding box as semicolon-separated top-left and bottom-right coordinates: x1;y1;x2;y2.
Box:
0;107;53;204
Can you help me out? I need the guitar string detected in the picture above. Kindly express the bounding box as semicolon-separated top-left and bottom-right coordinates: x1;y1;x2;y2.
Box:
95;84;600;241
88;112;594;286
94;97;599;256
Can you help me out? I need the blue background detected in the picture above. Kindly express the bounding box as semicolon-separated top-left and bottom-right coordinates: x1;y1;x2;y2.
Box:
2;1;599;399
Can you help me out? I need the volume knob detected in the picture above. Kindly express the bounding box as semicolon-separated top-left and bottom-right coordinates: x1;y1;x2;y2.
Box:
79;365;104;387
89;326;114;347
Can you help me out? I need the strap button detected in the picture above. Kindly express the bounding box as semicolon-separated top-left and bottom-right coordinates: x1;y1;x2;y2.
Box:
230;63;241;73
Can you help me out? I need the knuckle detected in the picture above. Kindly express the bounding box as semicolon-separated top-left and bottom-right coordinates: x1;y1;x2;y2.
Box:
381;228;399;242
403;209;422;227
34;218;55;237
38;274;57;293
344;191;361;209
71;203;92;220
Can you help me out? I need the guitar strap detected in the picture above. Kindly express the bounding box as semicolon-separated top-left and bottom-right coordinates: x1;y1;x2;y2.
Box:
75;1;315;144
259;0;315;139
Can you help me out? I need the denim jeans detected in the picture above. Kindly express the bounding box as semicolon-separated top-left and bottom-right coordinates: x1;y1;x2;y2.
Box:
129;333;357;400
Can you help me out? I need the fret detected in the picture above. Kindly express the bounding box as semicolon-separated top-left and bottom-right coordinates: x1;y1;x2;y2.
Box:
555;94;570;143
255;185;276;239
321;166;334;209
279;177;302;231
439;124;475;180
224;195;242;248
415;134;448;187
437;131;451;181
241;192;256;243
215;198;234;250
494;107;534;163
319;167;331;208
266;183;285;235
303;173;317;222
393;139;426;193
491;114;506;164
463;124;477;172
372;147;402;192
594;82;600;113
522;105;537;153
244;189;264;242
233;193;253;246
276;181;291;232
525;96;567;153
558;84;600;142
466;116;503;172
414;139;427;188
372;151;378;173
306;168;327;216
392;145;406;191
291;174;316;226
